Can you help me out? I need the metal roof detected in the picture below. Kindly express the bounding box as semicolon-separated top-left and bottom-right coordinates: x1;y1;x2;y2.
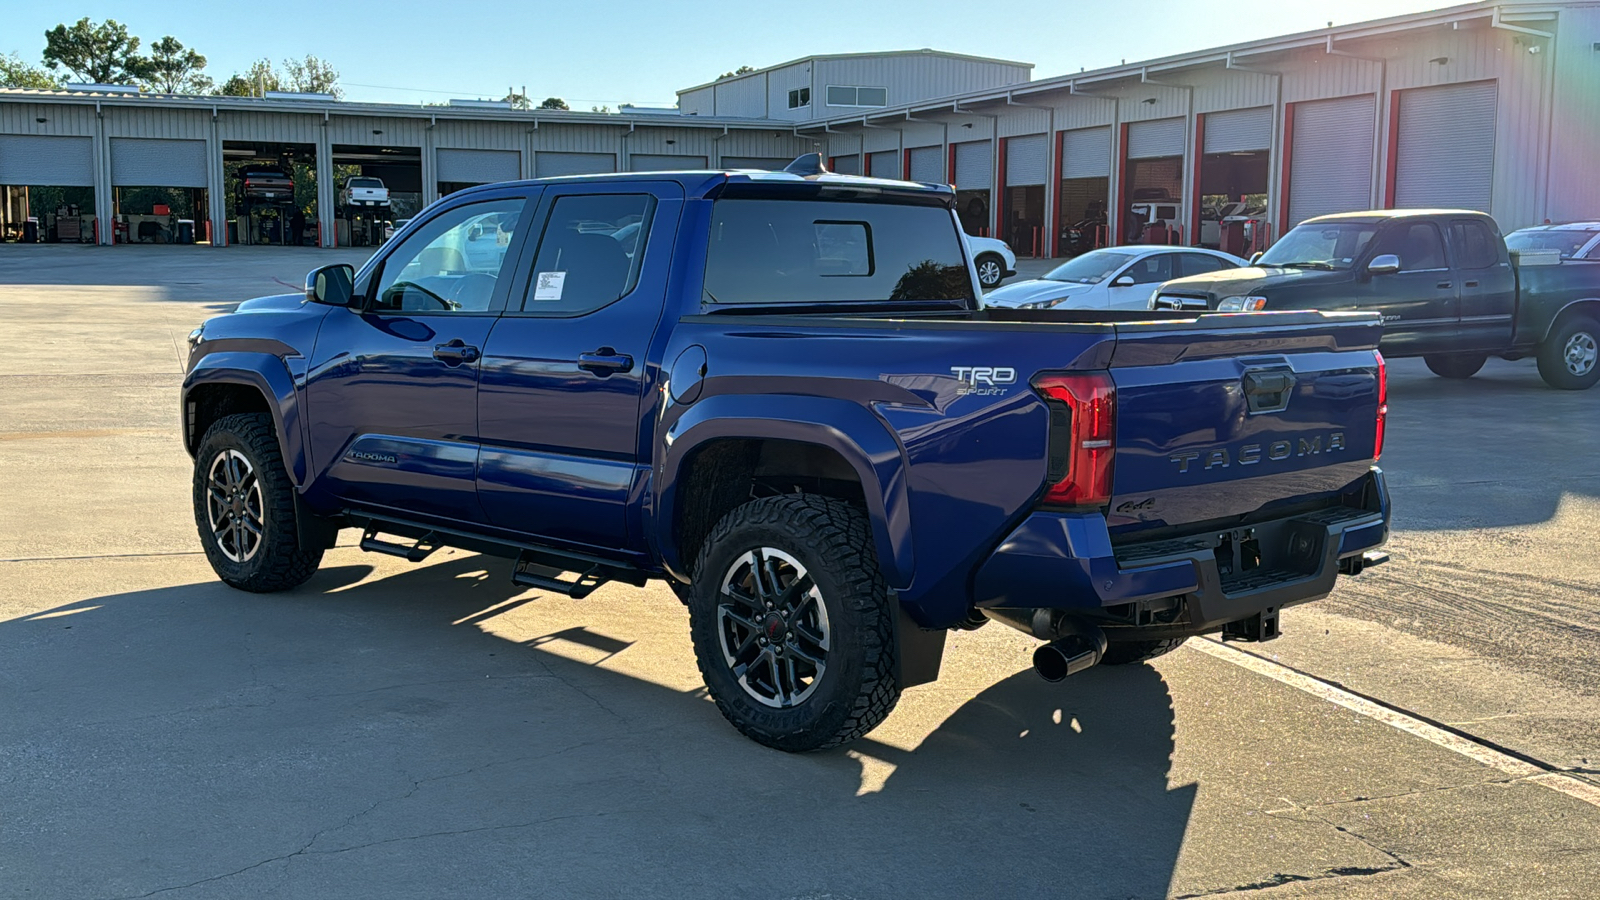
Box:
0;87;798;130
796;0;1567;130
675;49;1036;96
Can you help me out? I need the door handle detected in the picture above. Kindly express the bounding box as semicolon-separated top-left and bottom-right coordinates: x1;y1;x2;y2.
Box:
578;348;634;376
1436;281;1453;289
432;339;480;366
1464;280;1480;288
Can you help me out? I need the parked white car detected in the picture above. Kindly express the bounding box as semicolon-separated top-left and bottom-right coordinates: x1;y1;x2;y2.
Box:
965;234;1017;289
984;245;1248;311
1505;222;1600;260
339;176;391;209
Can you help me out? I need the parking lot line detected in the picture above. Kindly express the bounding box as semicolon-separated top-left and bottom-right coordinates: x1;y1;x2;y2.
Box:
1190;637;1600;809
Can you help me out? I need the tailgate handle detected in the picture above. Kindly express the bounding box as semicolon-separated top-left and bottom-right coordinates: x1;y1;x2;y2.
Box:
1243;370;1295;414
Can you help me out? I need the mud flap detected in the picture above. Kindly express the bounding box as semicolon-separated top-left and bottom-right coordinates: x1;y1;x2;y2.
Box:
293;492;340;552
895;603;947;688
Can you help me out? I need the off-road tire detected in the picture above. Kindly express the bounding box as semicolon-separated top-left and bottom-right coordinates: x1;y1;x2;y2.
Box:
1100;637;1188;666
689;494;899;752
1424;353;1487;379
193;412;323;592
975;253;1006;289
1537;316;1600;390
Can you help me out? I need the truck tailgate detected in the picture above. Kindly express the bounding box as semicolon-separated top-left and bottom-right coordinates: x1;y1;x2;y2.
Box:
1104;311;1383;538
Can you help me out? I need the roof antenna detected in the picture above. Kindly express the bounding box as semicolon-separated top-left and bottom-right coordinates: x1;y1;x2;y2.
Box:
783;153;829;177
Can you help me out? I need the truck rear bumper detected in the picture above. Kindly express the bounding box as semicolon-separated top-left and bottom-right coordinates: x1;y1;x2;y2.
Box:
972;467;1390;639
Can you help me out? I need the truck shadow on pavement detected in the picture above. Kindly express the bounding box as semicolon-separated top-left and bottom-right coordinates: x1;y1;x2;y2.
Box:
2;555;1195;900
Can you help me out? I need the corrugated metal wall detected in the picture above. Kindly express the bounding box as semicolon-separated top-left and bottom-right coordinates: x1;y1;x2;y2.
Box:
535;152;616;177
1203;107;1272;153
1060;127;1112;178
868;150;899;177
714;75;769;118
437;148;520;184
630;153;708;171
766;64;812;121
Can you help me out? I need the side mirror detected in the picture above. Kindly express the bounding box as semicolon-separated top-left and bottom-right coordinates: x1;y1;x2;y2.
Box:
1112;275;1136;287
306;263;355;306
1367;254;1401;276
1248;251;1264;265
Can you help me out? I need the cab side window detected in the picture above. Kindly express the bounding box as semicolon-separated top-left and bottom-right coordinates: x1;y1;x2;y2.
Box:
1179;253;1230;277
1449;220;1500;269
520;193;654;315
1122;253;1175;285
1373;222;1447;272
371;199;525;313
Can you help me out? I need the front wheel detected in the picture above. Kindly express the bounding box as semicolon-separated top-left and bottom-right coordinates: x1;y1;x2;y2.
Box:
1537;316;1600;390
688;495;900;752
192;412;323;592
1424;353;1487;379
975;253;1006;289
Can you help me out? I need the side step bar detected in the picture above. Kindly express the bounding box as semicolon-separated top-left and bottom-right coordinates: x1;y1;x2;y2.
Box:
352;513;651;600
360;527;440;562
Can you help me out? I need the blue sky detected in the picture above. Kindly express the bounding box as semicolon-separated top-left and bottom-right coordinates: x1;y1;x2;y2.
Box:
2;0;1453;107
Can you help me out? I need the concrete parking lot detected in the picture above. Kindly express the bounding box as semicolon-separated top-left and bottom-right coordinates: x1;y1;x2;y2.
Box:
2;245;1598;899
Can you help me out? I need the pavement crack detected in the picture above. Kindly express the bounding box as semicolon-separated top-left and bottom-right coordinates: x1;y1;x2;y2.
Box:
1174;864;1406;898
1267;777;1518;813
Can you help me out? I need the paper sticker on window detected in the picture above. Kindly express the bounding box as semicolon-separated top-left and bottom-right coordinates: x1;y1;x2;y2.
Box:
533;271;566;301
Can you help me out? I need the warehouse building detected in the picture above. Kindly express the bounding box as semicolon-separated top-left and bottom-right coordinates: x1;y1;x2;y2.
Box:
1;0;1596;255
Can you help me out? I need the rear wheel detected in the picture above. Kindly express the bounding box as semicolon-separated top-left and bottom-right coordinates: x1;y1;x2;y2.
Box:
1100;637;1188;666
975;253;1005;289
688;494;899;752
1424;353;1487;380
192;412;323;592
1537;316;1600;390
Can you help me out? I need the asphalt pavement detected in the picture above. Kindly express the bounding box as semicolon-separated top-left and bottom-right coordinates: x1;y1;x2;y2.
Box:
1;245;1597;899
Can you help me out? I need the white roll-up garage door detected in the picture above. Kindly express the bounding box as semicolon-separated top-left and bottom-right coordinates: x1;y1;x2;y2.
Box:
1127;118;1185;159
1203;107;1272;153
1288;95;1375;227
535;152;615;178
830;154;860;175
0;135;95;186
868;150;899;178
437;149;520;184
1004;134;1047;186
907;146;942;183
953;141;992;189
110;138;207;187
1394;82;1497;212
629;154;708;172
1059;127;1111;179
720;156;791;170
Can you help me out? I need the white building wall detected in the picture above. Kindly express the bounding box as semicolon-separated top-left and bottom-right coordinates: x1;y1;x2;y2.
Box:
679;88;714;116
714;75;770;119
1547;6;1600;222
766;64;813;122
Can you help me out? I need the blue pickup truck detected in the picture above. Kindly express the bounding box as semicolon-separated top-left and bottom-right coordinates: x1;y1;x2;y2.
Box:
183;158;1391;751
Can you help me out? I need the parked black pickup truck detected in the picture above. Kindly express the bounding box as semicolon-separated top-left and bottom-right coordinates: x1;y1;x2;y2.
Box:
1152;210;1600;389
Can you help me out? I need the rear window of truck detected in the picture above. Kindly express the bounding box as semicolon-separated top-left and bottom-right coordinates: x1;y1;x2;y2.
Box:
703;199;973;305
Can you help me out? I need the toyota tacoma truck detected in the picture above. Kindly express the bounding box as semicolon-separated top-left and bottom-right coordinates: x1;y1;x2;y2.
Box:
182;157;1391;751
1152;209;1600;390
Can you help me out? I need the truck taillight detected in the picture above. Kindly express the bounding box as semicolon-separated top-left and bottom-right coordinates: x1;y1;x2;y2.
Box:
1033;372;1116;507
1374;351;1388;461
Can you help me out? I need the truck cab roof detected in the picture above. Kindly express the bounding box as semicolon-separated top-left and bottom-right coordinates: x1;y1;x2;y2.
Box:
441;170;956;205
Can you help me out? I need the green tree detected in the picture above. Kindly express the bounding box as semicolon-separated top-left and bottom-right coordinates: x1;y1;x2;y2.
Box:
537;96;569;110
216;59;280;97
503;92;531;110
282;54;341;98
143;36;211;94
43;17;147;85
0;51;62;89
718;65;756;79
591;104;611;114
